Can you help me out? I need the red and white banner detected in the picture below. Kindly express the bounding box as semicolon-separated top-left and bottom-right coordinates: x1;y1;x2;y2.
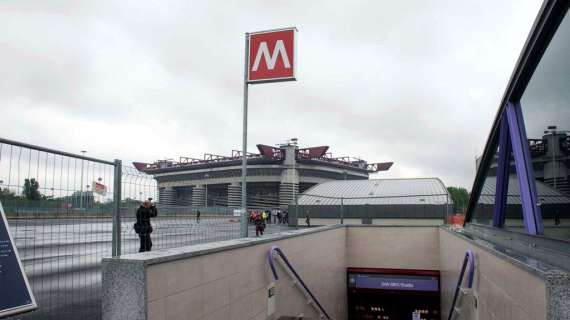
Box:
93;181;107;196
247;27;297;83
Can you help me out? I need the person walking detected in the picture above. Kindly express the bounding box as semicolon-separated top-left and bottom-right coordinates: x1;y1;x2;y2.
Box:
254;212;265;237
305;214;311;227
134;200;155;252
196;210;201;223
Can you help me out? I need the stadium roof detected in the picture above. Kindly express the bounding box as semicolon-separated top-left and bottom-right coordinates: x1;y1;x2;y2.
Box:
478;176;570;205
297;178;449;205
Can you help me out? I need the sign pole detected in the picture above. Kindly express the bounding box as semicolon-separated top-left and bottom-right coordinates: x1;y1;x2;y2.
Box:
240;32;250;238
239;27;297;237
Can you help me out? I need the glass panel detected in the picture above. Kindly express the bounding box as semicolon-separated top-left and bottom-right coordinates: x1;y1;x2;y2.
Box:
503;173;525;232
520;12;570;240
471;146;498;226
471;141;525;229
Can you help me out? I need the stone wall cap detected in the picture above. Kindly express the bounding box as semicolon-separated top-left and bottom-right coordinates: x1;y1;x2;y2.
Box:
103;224;344;266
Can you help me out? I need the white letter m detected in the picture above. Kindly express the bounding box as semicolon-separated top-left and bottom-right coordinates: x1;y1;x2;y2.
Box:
251;40;291;71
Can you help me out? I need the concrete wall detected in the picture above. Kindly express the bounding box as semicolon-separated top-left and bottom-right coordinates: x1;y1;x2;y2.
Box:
297;218;363;226
346;226;440;270
297;218;442;226
371;218;442;226
102;226;347;320
103;225;568;320
439;228;546;320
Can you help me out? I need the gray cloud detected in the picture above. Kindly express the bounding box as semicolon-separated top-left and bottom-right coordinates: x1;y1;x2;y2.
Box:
0;0;543;189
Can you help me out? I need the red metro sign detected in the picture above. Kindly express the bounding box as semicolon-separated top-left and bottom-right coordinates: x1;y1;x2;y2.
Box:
247;27;297;83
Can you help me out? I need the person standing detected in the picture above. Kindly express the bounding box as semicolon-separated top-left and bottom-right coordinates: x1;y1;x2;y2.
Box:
305;214;311;227
149;198;158;218
134;200;154;252
262;210;268;223
196;210;201;223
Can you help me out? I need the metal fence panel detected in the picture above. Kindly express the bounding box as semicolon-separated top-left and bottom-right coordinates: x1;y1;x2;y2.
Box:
0;141;115;320
0;140;245;320
289;193;452;226
118;167;242;254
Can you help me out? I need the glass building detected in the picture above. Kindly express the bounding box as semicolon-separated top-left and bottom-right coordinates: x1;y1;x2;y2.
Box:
467;0;570;248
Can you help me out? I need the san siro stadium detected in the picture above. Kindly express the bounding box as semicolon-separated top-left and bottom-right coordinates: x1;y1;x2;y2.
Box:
133;139;392;209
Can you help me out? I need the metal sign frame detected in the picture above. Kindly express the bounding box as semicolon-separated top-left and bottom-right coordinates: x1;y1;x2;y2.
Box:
240;27;298;237
246;27;298;84
0;200;37;318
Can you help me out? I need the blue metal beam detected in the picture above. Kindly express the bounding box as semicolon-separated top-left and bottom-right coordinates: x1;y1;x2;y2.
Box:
505;101;544;235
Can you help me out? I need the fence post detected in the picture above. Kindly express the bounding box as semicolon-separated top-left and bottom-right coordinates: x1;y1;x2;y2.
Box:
445;193;450;224
112;159;122;257
340;197;344;224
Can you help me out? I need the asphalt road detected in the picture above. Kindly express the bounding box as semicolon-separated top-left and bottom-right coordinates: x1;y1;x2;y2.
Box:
6;217;293;320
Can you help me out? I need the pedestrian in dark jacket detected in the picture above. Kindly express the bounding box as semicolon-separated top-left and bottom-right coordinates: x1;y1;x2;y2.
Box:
254;213;265;237
135;200;154;252
196;210;201;223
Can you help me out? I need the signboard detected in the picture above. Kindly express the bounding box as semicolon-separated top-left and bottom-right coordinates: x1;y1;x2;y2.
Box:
93;181;107;196
247;27;297;83
0;200;37;317
233;209;243;217
348;273;439;292
412;311;421;320
267;282;276;316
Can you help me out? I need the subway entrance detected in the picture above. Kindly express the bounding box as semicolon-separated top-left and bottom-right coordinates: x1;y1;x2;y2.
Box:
347;268;440;320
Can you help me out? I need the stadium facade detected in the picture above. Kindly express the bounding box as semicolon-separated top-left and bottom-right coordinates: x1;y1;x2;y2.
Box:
134;141;392;209
481;130;570;195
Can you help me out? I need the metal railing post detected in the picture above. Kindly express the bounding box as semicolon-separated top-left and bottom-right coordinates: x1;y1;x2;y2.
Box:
340;197;344;224
112;159;122;257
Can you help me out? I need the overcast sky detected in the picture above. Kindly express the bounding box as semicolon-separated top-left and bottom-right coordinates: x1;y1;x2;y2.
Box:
0;0;543;189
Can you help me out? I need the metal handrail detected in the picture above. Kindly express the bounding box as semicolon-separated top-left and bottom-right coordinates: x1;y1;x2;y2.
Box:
447;250;475;320
267;245;332;319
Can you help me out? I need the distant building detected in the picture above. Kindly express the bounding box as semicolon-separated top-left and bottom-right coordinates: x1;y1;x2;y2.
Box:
68;191;94;209
134;141;393;209
481;131;570;195
292;178;451;226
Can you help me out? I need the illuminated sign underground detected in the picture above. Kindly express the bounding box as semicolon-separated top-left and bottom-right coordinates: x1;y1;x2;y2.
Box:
348;273;439;292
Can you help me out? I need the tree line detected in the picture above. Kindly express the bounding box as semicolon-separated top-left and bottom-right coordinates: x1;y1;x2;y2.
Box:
447;186;470;214
0;178;43;201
